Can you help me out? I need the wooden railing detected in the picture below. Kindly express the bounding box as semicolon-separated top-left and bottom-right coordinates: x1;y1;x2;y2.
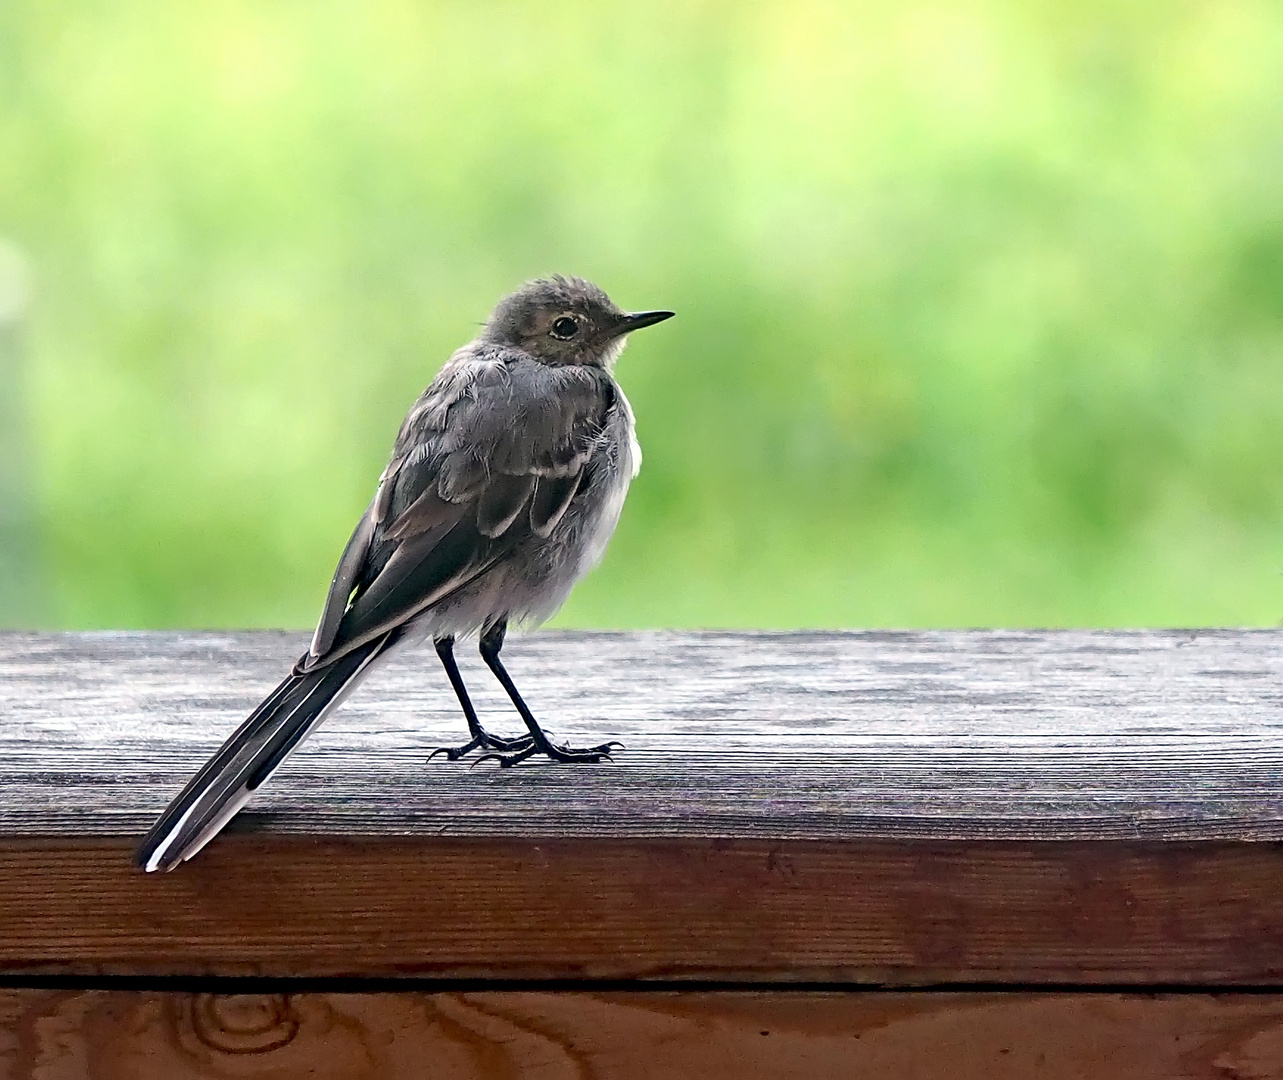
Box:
2;629;1281;1076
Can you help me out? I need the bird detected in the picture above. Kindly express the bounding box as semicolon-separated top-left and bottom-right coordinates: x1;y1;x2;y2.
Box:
136;275;673;872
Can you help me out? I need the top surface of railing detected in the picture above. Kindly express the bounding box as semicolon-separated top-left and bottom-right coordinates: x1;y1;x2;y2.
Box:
1;629;1281;841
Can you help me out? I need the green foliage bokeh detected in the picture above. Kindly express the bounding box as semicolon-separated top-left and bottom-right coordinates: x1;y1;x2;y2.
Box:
2;0;1282;628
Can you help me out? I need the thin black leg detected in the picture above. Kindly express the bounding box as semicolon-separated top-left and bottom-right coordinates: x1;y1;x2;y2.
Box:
428;635;532;761
474;618;622;767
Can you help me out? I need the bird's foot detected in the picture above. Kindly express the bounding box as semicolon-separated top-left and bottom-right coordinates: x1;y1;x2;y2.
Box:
429;730;534;762
474;739;624;769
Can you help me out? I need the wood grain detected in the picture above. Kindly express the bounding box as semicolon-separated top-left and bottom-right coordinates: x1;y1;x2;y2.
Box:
3;837;1283;982
2;629;1282;840
4;989;1283;1079
3;630;1283;983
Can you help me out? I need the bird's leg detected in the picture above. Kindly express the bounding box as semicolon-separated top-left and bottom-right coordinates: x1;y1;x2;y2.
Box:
428;635;532;761
473;618;622;767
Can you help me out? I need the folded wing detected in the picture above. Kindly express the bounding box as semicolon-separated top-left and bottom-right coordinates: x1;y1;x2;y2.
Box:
304;352;615;668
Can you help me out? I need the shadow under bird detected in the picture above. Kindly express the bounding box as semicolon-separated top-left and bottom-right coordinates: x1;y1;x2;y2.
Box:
136;276;673;872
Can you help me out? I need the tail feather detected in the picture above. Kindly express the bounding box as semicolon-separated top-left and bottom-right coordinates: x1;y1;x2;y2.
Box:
135;632;395;872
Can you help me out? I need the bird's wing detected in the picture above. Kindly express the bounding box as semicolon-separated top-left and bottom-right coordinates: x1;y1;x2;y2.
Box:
304;351;615;667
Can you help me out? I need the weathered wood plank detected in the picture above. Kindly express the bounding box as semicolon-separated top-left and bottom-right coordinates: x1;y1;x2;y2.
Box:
3;630;1282;983
2;837;1283;982
4;989;1283;1079
1;629;1281;839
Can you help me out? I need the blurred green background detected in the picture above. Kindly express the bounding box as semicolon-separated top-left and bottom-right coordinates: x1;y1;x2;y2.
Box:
1;0;1281;630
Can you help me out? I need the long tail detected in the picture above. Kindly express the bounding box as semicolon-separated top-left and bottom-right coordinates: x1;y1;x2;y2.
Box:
135;631;398;872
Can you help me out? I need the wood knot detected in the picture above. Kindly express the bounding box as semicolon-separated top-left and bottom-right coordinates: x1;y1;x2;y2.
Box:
187;994;301;1055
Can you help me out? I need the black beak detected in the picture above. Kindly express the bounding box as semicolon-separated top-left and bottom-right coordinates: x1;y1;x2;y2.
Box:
616;309;675;335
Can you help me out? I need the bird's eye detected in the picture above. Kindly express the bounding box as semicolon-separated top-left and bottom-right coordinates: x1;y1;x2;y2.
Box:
550;316;580;340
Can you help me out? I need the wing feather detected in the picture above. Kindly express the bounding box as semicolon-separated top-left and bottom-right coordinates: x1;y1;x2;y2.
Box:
384;484;461;541
529;473;583;537
308;504;377;661
307;350;615;667
478;473;537;537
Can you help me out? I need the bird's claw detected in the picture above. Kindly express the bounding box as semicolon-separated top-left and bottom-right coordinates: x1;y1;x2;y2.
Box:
472;739;624;769
429;731;533;763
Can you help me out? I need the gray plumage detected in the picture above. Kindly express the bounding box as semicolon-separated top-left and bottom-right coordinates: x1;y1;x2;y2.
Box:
136;275;673;872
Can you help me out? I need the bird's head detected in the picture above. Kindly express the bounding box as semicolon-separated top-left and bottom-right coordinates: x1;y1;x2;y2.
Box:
482;275;673;369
